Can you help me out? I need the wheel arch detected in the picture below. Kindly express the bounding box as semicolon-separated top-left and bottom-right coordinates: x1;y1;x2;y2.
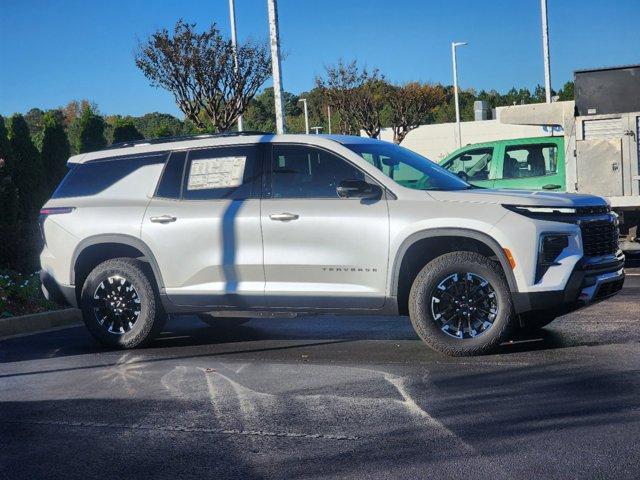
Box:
390;228;519;315
71;234;165;302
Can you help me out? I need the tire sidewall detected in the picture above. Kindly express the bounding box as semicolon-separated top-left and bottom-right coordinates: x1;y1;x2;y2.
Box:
409;252;514;355
81;259;158;348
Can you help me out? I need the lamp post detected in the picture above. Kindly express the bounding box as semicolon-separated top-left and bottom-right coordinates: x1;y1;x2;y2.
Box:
299;98;309;134
228;0;243;131
327;105;332;134
311;126;323;134
267;0;285;133
540;0;552;103
451;41;468;149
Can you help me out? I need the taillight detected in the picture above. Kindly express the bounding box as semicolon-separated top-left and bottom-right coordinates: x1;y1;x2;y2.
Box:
39;207;75;243
39;207;75;216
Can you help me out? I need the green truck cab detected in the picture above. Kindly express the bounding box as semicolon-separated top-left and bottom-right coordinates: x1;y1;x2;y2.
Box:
439;136;566;191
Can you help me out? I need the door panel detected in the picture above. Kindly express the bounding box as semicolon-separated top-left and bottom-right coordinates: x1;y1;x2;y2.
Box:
576;139;623;196
141;145;265;307
261;198;389;308
261;144;389;309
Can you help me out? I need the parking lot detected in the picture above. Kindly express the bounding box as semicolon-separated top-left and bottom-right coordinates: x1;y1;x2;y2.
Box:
1;268;639;479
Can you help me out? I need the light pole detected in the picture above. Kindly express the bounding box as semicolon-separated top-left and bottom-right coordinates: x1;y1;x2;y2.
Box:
327;105;332;134
311;126;323;134
540;0;552;103
451;41;468;149
267;0;285;133
228;0;243;131
299;98;309;134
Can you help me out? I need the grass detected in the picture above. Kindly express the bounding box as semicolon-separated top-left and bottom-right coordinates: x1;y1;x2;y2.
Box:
0;269;58;318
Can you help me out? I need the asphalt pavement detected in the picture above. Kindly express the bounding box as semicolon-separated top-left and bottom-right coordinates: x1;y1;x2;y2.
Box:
1;272;639;479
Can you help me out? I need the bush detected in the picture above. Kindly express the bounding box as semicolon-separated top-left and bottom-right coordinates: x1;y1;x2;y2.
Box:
0;269;56;318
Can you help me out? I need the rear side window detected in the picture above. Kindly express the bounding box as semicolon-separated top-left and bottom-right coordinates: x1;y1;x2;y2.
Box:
182;145;261;200
52;153;167;198
502;144;558;179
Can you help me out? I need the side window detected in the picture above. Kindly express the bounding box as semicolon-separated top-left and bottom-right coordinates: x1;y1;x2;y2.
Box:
155;151;186;199
52;153;167;199
442;148;493;181
182;145;260;200
502;144;558;179
270;145;364;198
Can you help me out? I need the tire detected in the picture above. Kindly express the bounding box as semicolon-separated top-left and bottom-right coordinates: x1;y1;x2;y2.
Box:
80;258;166;349
198;315;250;328
408;251;515;356
518;312;557;332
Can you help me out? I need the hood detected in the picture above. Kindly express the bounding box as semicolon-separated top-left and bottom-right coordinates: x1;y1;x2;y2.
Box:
427;188;608;207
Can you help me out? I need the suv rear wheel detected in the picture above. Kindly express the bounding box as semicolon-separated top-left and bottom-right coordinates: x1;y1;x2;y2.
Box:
80;258;166;348
409;251;515;356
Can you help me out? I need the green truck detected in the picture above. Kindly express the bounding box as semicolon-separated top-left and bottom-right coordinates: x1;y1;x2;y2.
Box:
439;136;566;191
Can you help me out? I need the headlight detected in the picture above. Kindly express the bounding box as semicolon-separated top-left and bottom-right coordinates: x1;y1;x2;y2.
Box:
504;205;577;215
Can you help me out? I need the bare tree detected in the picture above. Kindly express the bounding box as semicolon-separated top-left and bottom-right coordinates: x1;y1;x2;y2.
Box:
135;20;271;132
316;60;387;138
387;82;446;144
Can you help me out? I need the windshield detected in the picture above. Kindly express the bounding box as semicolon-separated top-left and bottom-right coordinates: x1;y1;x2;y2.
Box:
344;142;472;191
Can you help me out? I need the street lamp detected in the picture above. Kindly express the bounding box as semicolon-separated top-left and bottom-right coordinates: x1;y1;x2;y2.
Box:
267;0;285;133
451;41;468;149
299;98;309;134
228;0;243;131
540;0;552;103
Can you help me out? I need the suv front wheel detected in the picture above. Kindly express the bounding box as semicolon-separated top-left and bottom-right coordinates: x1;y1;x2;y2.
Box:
409;251;515;356
80;258;166;348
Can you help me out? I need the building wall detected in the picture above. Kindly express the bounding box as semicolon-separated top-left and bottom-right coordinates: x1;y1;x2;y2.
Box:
377;106;560;161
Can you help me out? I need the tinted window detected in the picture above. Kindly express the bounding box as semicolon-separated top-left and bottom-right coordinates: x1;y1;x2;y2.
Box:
182;145;260;200
502;144;558;179
345;142;471;191
52;153;167;199
271;145;365;198
156;151;186;199
442;148;493;181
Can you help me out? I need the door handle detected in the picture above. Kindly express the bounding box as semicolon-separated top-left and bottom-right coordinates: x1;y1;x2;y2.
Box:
269;212;299;222
542;184;561;190
150;215;177;223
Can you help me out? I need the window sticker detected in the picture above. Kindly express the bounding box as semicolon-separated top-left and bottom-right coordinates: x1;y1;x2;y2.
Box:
187;156;246;190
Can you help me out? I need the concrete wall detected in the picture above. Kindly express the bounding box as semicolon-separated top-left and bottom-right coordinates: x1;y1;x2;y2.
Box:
377;106;560;161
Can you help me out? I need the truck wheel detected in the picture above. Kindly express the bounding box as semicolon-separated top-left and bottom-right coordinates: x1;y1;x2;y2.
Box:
519;312;557;332
409;251;515;356
198;315;249;328
80;258;166;349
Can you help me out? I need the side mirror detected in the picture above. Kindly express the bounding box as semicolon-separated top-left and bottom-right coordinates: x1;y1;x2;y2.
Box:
336;179;382;199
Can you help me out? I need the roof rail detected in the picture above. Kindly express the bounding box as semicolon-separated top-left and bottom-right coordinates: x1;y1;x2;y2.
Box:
104;131;273;150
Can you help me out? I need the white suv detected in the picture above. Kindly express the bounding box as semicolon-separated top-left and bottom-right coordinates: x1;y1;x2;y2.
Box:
39;133;625;355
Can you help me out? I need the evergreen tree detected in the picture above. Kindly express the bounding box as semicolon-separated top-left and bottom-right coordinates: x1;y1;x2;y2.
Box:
0;116;18;226
76;107;107;153
41;111;71;195
8;114;44;221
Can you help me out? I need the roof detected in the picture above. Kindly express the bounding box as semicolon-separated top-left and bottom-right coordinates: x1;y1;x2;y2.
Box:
574;63;640;74
67;133;378;164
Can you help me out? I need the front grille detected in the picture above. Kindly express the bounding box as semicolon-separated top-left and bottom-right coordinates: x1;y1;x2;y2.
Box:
580;220;619;256
594;278;624;300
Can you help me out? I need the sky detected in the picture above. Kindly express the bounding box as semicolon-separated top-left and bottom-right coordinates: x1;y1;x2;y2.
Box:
1;0;639;118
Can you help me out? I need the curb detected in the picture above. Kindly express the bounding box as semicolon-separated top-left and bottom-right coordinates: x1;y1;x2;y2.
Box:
0;309;82;338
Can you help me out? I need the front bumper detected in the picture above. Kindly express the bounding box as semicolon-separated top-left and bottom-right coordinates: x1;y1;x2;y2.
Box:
513;252;625;315
40;270;77;308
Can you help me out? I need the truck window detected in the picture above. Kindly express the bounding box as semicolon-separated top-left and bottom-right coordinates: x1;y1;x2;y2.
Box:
502;144;558;179
442;148;493;181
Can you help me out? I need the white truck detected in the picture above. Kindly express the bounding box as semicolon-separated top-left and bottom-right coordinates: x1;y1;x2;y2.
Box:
498;65;640;252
